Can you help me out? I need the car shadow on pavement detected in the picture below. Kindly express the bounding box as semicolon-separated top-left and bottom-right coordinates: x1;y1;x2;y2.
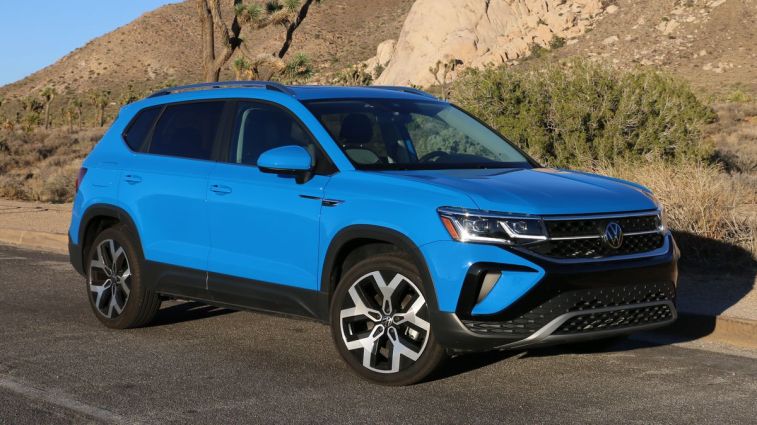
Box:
148;301;236;327
429;337;674;382
669;231;756;341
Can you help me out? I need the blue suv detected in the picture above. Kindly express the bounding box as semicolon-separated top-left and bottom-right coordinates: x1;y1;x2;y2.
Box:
68;82;679;385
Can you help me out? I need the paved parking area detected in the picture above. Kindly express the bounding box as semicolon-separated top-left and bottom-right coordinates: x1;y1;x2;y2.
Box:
1;244;756;424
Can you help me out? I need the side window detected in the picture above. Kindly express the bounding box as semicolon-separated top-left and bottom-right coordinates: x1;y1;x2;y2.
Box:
123;107;160;151
148;101;225;160
229;102;316;166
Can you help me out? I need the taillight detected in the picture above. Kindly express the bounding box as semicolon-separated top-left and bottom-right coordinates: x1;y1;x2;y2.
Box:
75;167;88;193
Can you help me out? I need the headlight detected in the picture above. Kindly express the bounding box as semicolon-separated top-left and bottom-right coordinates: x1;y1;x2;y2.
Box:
437;207;547;245
657;207;668;232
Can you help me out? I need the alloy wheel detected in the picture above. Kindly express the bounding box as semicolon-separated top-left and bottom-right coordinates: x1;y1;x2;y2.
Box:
339;271;430;374
88;239;132;319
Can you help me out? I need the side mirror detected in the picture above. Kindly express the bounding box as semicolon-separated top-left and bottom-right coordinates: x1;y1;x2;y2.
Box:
257;145;313;175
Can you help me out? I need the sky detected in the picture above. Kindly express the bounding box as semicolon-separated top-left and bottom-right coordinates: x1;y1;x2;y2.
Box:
0;0;180;87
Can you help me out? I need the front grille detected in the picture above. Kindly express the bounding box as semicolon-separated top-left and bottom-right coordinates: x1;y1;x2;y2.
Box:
545;215;659;238
462;281;675;336
555;303;674;334
528;233;664;259
523;213;663;259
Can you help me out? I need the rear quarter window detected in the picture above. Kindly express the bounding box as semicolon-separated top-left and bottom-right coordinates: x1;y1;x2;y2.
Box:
123;107;161;151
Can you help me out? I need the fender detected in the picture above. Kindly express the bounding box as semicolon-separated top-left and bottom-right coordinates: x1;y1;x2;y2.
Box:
320;225;440;314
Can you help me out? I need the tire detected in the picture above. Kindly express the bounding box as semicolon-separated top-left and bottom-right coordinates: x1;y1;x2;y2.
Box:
85;225;160;329
330;253;446;385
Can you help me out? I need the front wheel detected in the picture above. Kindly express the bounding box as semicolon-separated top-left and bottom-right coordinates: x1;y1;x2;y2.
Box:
330;254;446;385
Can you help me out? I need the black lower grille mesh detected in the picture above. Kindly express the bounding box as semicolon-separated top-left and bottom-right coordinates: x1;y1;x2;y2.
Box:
555;304;673;334
462;281;675;336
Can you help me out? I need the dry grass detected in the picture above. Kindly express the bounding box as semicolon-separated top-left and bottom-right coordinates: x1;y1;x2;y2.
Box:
594;160;757;264
0;128;103;203
706;101;757;172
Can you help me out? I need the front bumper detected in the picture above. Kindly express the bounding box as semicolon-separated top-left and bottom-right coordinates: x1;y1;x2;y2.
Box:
428;234;679;352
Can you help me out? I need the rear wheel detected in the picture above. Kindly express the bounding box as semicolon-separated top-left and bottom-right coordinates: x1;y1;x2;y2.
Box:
86;225;160;329
330;253;446;385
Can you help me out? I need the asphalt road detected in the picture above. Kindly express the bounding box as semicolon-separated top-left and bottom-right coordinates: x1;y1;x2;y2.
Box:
1;244;756;425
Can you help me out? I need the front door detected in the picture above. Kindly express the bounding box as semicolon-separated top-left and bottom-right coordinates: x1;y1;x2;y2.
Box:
207;101;331;303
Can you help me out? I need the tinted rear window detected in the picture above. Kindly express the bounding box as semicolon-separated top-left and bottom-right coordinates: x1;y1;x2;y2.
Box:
148;102;225;160
123;107;160;151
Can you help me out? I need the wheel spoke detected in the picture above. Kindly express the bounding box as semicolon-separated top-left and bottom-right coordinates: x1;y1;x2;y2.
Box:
340;286;382;322
90;280;109;309
392;297;430;331
90;243;108;273
119;267;131;296
386;326;422;373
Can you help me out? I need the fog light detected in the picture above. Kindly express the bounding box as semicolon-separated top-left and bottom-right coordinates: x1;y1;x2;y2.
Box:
477;271;501;303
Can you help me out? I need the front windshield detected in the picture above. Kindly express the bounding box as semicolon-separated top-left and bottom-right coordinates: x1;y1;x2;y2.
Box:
304;99;533;170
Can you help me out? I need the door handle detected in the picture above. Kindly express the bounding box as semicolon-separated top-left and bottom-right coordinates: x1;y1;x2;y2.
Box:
210;184;232;194
123;174;142;184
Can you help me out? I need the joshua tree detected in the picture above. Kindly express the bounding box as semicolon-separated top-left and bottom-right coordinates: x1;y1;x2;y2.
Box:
429;58;463;100
40;86;57;129
90;90;111;127
196;0;321;82
65;98;83;132
20;96;44;132
67;97;84;129
119;84;140;106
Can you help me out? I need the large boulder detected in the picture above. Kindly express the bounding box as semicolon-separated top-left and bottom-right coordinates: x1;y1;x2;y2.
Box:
371;0;605;87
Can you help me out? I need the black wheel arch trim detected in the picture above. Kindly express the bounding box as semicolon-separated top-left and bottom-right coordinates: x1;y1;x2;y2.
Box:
71;204;144;276
321;225;440;314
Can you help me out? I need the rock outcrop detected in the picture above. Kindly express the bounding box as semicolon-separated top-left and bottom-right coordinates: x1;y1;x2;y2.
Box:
369;0;606;87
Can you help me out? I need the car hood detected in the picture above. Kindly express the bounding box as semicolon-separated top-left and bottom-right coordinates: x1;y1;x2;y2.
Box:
379;168;657;215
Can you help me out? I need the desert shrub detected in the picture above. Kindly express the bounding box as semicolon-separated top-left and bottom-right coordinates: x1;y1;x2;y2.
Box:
282;52;314;83
451;59;716;168
332;63;373;86
0;128;103;203
593;160;756;264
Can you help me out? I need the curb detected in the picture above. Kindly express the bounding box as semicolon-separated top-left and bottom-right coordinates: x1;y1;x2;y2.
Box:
662;313;757;350
0;227;755;349
0;228;68;254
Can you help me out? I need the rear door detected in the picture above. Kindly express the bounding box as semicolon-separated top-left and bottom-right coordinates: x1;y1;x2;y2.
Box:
119;100;226;297
207;100;333;301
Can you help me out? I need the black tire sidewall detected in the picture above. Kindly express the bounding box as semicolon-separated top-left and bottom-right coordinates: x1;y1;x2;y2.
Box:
329;253;446;386
85;225;152;329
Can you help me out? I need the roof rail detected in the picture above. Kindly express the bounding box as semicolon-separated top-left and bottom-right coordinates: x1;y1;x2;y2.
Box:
147;81;295;98
369;86;437;99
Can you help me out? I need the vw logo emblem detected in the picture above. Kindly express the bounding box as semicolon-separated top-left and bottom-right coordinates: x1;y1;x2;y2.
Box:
603;222;624;249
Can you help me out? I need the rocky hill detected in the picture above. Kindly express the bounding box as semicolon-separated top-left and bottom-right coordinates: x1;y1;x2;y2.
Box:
0;0;754;117
369;0;755;97
0;0;413;103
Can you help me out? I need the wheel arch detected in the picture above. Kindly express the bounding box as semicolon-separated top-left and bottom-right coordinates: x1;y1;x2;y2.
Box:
321;225;439;312
76;204;144;273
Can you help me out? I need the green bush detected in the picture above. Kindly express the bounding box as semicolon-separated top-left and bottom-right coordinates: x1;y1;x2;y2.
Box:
451;59;716;167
